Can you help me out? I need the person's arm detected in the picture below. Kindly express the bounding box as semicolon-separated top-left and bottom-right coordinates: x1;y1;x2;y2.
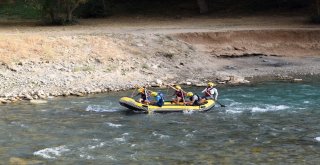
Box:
188;96;197;105
213;88;218;100
201;88;206;93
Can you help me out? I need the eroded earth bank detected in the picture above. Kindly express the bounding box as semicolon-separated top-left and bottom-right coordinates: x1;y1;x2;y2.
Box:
0;17;319;103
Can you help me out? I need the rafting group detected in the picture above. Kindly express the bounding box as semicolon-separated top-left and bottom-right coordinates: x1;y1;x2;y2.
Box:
134;82;218;107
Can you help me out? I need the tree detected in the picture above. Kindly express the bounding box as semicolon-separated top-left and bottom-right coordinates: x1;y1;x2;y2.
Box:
64;0;88;22
197;0;209;14
36;0;88;24
316;0;320;15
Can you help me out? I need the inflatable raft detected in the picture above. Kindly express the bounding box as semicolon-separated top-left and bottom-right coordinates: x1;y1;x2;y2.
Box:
119;97;215;113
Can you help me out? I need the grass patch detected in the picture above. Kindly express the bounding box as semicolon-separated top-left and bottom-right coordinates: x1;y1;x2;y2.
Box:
156;51;174;59
141;63;149;69
311;15;320;24
0;2;41;19
72;66;95;72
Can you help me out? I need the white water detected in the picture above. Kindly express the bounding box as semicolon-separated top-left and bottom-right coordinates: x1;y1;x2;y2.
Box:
34;145;70;159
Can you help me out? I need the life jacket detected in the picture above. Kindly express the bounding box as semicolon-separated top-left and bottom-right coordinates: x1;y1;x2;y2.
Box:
141;93;147;100
190;94;201;105
141;90;150;101
205;87;213;96
158;92;164;98
156;92;164;107
175;90;184;97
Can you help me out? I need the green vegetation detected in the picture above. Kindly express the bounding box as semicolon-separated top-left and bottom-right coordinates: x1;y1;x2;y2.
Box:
0;1;41;19
72;66;95;72
0;0;318;24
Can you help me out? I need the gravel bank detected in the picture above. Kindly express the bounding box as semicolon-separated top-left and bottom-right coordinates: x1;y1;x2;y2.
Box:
0;20;319;104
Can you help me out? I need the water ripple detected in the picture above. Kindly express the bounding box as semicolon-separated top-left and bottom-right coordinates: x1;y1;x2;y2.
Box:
86;105;118;112
34;145;70;159
105;122;122;128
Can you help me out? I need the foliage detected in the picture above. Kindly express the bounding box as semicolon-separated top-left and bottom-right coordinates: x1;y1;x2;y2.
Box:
0;0;318;25
0;1;41;19
77;0;113;18
311;15;320;23
35;0;89;25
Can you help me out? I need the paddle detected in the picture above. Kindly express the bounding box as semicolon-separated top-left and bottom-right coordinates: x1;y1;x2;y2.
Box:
216;100;226;107
204;89;226;107
130;85;139;97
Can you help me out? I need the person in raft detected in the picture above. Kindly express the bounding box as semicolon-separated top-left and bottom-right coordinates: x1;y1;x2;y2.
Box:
136;87;151;104
150;92;164;107
201;82;218;101
170;85;187;104
186;92;201;106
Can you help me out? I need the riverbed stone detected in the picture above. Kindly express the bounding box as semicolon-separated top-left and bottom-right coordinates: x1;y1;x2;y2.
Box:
9;157;43;165
156;79;163;85
24;94;33;100
293;78;303;82
228;76;250;84
0;98;10;104
30;100;48;104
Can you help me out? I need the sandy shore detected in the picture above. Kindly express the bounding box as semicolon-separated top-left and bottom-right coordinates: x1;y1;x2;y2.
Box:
0;16;319;103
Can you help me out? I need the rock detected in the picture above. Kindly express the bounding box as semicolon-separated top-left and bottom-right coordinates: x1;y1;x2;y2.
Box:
62;91;71;96
0;98;9;104
151;82;160;87
38;94;46;99
225;65;237;70
195;83;206;87
293;78;303;82
186;82;192;85
9;157;28;165
30;100;47;104
9;97;18;103
73;92;84;97
151;64;158;69
9;157;43;165
33;95;39;100
228;76;250;84
136;43;144;47
91;88;102;93
24;94;33;100
156;79;163;85
218;76;231;82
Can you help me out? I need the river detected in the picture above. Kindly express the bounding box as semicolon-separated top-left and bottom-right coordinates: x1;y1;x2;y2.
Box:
0;81;319;164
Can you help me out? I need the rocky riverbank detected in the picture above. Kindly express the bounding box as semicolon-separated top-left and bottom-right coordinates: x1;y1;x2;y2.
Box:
0;17;319;104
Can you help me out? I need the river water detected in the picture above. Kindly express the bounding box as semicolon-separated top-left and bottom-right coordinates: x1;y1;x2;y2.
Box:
0;81;319;164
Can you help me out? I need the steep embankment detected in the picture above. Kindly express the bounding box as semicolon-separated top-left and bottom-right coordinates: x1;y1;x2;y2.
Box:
0;29;320;103
175;30;320;57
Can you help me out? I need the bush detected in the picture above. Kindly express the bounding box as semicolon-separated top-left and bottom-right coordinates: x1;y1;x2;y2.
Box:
311;15;320;24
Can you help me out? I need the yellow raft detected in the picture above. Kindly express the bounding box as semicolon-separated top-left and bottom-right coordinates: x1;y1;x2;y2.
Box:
119;97;215;113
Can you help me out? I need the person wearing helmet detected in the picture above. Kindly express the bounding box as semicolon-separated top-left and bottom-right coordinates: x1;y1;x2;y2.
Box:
170;85;187;104
135;87;150;104
201;82;218;100
150;92;164;107
186;92;201;106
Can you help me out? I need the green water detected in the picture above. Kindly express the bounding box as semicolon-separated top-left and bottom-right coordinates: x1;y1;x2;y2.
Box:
0;81;319;164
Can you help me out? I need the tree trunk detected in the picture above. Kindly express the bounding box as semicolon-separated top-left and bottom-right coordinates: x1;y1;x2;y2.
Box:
49;8;55;23
65;3;72;22
67;10;72;22
102;0;107;11
66;1;81;23
197;0;209;14
317;0;320;15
